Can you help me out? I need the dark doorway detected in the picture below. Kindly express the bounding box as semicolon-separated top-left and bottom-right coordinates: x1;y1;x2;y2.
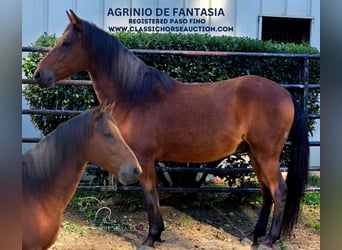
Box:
262;17;311;44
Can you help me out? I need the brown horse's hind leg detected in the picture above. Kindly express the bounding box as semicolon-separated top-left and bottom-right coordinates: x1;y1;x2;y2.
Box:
242;154;273;245
248;153;288;247
139;162;165;247
252;184;273;241
264;174;287;246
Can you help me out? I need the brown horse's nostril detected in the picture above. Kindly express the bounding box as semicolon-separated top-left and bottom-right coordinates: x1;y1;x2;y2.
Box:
34;71;41;81
134;166;142;177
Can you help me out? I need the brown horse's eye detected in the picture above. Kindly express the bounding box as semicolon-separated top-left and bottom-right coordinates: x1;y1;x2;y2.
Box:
104;132;113;138
62;40;71;47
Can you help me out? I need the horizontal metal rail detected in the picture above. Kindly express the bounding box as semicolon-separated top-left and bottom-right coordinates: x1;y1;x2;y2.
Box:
22;78;92;86
21;109;321;144
23;46;320;59
21;136;320;147
22;109;82;116
78;163;321;192
21;108;320;119
22;138;41;143
85;164;321;173
77;185;320;192
22;78;321;90
154;166;321;173
77;185;261;192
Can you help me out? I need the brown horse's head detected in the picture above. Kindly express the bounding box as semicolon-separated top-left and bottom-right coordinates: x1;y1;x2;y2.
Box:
87;102;143;185
34;10;88;88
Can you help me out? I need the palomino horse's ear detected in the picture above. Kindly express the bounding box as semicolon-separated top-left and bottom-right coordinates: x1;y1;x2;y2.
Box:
66;9;82;31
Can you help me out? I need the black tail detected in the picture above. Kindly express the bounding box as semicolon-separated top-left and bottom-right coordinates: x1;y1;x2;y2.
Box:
281;96;309;238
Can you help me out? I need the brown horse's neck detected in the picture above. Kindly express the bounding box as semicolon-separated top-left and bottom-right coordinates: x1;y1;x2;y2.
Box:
87;41;140;104
22;138;87;209
86;40;174;108
52;160;87;208
89;72;118;103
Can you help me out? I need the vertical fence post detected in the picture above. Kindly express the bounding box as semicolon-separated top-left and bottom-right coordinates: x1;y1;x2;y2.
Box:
300;57;310;117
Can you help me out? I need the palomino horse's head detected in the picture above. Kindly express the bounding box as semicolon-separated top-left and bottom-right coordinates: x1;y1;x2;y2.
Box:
88;103;142;185
34;10;88;88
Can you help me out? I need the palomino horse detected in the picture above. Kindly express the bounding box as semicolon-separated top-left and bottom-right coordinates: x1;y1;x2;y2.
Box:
22;103;142;250
34;10;309;248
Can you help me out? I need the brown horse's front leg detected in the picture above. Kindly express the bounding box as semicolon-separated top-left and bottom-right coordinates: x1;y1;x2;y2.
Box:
139;163;165;247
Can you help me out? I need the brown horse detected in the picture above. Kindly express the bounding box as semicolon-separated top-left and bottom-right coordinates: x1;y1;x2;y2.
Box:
34;10;309;248
22;103;142;250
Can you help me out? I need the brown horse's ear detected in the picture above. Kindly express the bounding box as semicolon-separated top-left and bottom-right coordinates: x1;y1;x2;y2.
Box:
93;102;106;122
108;102;116;113
99;100;115;114
99;101;108;114
94;101;115;123
66;9;82;32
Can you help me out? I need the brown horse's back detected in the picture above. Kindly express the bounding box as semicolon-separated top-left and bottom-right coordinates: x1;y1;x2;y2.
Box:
149;75;293;163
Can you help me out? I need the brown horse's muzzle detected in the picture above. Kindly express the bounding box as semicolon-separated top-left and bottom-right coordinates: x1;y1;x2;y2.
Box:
34;69;56;88
118;164;142;185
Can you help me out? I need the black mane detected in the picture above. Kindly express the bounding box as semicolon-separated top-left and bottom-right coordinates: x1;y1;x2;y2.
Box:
81;19;175;105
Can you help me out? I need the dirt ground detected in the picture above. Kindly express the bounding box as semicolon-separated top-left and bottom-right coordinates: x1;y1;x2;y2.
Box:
50;192;320;250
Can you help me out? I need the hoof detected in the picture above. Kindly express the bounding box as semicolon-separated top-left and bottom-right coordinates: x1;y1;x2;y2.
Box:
261;235;279;248
142;235;164;249
138;245;154;250
241;237;254;246
141;239;154;248
256;243;273;250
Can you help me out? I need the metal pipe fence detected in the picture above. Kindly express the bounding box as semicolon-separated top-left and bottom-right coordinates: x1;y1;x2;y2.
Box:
22;46;320;192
